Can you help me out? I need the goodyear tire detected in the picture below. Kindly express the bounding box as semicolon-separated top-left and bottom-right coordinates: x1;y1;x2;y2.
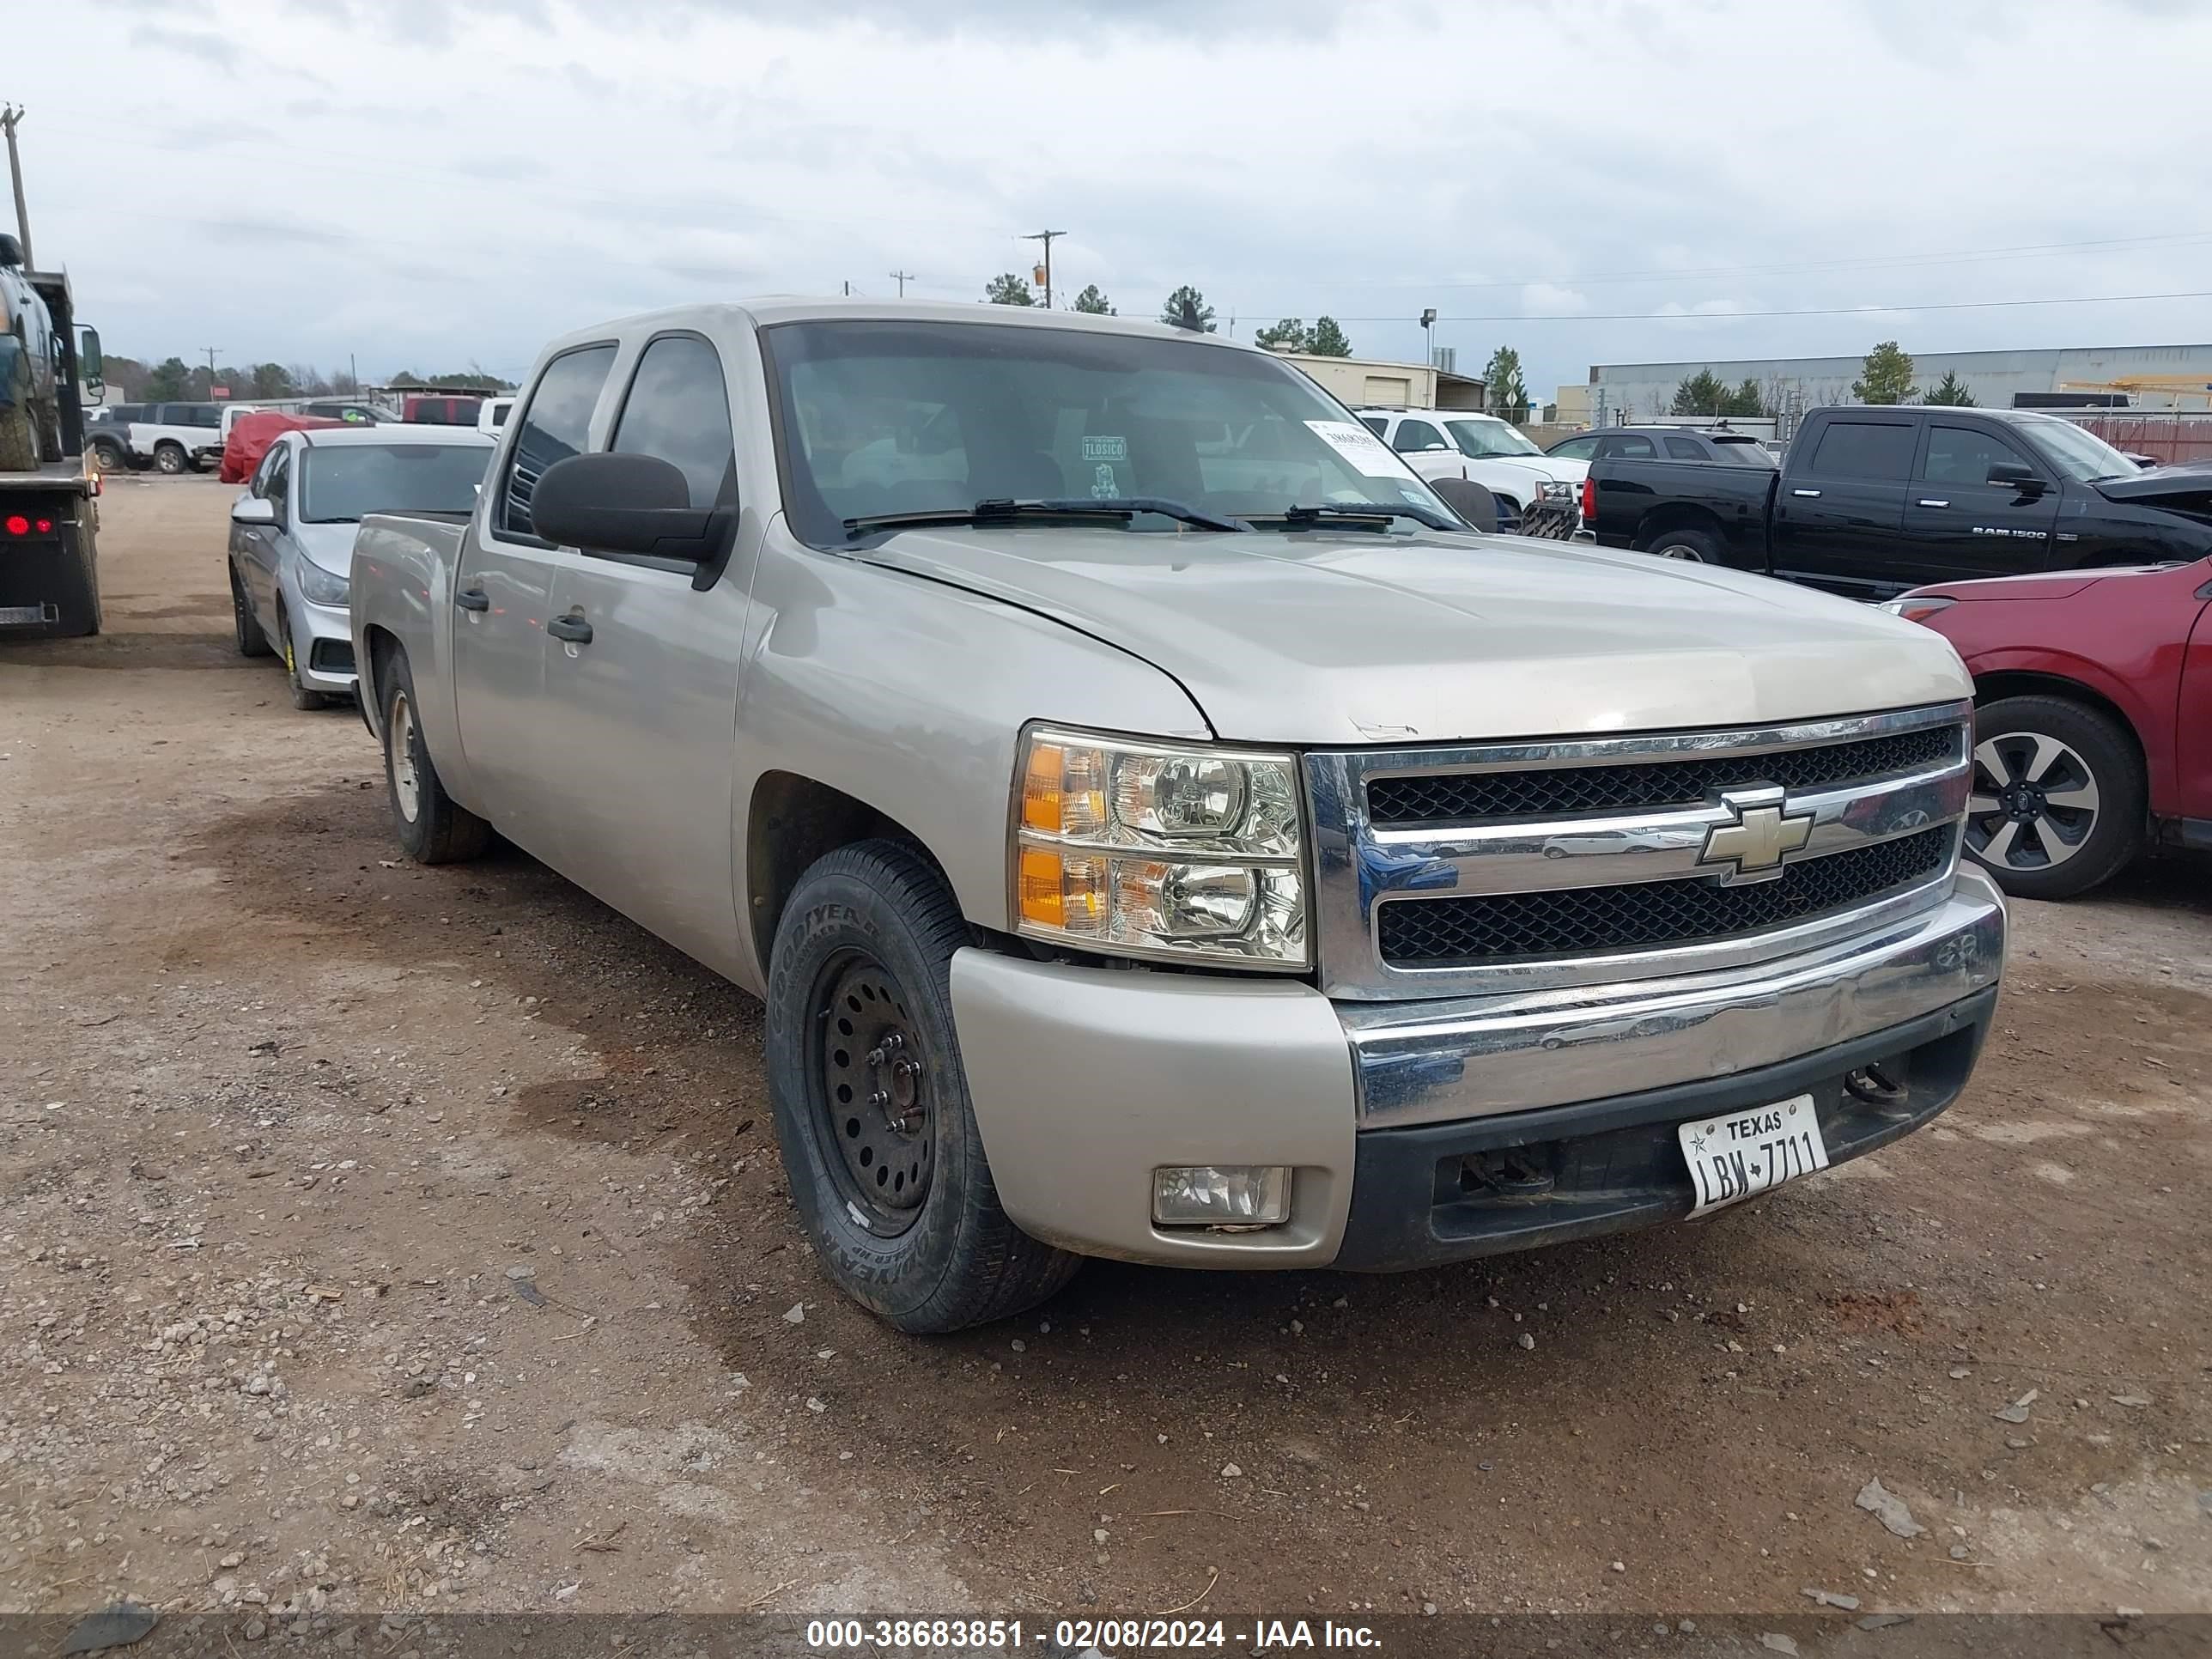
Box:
767;840;1079;1333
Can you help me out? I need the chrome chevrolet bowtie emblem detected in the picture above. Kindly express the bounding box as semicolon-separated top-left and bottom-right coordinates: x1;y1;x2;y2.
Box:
1699;787;1814;881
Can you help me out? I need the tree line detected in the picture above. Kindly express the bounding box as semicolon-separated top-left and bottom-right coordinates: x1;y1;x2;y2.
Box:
102;356;513;404
1662;343;1976;417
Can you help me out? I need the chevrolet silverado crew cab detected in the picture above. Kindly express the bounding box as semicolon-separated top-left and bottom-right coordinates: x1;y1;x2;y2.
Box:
351;301;2007;1333
1583;404;2205;599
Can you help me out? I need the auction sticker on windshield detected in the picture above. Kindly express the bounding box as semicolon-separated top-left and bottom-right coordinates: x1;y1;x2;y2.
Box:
1678;1094;1829;1216
1305;419;1407;477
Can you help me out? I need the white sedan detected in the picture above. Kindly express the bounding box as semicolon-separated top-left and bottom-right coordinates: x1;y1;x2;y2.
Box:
1357;409;1584;531
227;426;495;708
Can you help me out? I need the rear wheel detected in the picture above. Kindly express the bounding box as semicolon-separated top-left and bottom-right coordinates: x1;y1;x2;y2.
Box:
767;841;1079;1333
1964;695;2145;900
380;647;492;864
1645;525;1723;562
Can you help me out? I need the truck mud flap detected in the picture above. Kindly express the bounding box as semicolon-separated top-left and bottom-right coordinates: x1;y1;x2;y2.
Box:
0;523;101;638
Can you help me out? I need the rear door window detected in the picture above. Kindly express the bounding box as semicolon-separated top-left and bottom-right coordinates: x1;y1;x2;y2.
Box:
1806;420;1915;481
1664;436;1706;460
498;344;618;542
1607;433;1658;458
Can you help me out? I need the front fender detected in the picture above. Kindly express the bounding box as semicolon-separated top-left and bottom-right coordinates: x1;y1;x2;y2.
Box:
732;538;1211;991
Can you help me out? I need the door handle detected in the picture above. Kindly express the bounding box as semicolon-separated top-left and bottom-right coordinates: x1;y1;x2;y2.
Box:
1790;488;1822;498
547;613;592;644
454;587;490;612
1917;499;1949;508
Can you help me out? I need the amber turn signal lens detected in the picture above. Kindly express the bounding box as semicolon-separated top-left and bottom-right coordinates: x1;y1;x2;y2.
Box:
1022;742;1065;833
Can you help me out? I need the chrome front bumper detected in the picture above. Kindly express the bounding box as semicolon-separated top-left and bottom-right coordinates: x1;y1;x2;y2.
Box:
950;868;2003;1269
1343;868;2003;1128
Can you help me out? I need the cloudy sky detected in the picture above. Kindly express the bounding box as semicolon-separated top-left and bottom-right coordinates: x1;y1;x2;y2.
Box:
15;0;2212;395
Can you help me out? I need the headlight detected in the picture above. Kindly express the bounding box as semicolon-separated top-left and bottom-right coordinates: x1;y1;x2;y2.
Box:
297;562;349;607
1012;726;1307;967
1880;595;1954;622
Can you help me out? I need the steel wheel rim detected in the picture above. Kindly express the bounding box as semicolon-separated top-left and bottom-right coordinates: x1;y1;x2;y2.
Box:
1966;732;2099;870
389;690;422;822
812;951;933;1235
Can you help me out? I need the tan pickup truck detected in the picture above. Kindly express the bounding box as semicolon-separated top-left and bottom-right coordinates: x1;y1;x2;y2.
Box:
350;298;2006;1332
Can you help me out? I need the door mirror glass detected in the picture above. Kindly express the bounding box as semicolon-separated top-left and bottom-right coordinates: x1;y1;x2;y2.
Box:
530;452;721;562
231;495;277;526
77;325;103;382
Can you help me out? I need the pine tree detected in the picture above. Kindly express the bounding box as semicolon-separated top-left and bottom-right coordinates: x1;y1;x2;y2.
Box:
1923;370;1977;407
984;272;1036;307
1852;341;1917;404
1254;318;1310;351
1159;286;1216;333
1072;284;1113;315
1307;317;1352;357
1483;346;1529;422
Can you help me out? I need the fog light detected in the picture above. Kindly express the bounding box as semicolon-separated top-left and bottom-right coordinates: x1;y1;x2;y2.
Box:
1152;1165;1291;1228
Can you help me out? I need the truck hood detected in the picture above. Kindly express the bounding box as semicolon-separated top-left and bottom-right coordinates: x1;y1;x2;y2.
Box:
1474;454;1586;486
852;526;1971;746
2093;464;2212;520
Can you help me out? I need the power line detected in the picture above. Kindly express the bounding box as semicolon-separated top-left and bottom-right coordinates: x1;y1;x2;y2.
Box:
1310;229;2212;294
1306;289;2212;325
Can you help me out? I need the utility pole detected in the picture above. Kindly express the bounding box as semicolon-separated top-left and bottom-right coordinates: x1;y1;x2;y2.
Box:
842;280;850;297
1;105;33;270
203;347;222;398
1023;229;1065;309
889;270;915;298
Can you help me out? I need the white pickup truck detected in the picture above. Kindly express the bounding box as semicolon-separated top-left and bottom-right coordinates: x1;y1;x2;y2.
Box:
350;299;2006;1332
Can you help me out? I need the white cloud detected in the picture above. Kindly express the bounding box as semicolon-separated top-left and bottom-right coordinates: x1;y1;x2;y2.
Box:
15;0;2212;395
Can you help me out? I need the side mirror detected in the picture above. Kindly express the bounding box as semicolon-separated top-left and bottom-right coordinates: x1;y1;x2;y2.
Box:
531;452;727;564
78;326;103;383
1420;441;1450;453
232;495;277;526
1986;460;2045;494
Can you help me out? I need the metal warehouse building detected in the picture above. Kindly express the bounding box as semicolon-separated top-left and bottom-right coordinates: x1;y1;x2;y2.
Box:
1584;341;2212;424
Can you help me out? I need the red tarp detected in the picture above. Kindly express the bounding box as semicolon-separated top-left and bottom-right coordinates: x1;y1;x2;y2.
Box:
219;411;349;483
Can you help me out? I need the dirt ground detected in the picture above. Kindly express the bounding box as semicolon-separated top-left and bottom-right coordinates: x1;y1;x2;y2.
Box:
2;479;2207;1629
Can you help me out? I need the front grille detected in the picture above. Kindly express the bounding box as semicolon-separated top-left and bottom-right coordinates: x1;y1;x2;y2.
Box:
1367;724;1960;828
1377;826;1953;968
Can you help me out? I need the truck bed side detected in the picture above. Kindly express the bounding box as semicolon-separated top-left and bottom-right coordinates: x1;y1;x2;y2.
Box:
1586;459;1778;571
349;511;476;803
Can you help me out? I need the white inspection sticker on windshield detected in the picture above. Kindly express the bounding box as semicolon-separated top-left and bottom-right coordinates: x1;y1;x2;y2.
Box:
1305;419;1407;477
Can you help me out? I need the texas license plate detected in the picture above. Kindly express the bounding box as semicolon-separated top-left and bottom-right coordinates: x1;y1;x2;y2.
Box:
1678;1094;1830;1216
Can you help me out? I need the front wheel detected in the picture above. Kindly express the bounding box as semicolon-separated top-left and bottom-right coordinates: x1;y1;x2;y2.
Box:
1964;695;2145;900
230;562;271;657
767;841;1079;1333
152;442;185;476
278;606;331;709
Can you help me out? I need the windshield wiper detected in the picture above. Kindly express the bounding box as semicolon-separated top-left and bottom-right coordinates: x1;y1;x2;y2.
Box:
1261;501;1460;532
844;496;1253;538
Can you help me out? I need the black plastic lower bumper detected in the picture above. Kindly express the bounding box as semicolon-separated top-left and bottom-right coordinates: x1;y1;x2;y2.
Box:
1332;987;1996;1272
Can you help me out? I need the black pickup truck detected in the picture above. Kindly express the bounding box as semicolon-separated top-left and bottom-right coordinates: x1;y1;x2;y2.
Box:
1582;404;2212;599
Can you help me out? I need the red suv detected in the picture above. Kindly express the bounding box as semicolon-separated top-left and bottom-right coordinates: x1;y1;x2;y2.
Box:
1887;556;2212;897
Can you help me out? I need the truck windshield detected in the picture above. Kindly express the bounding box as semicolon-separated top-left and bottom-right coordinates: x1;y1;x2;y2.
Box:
2016;416;2140;484
763;319;1451;544
299;444;490;523
1446;419;1542;459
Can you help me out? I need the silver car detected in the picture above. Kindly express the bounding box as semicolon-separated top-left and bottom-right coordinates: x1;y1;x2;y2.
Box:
228;426;494;707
